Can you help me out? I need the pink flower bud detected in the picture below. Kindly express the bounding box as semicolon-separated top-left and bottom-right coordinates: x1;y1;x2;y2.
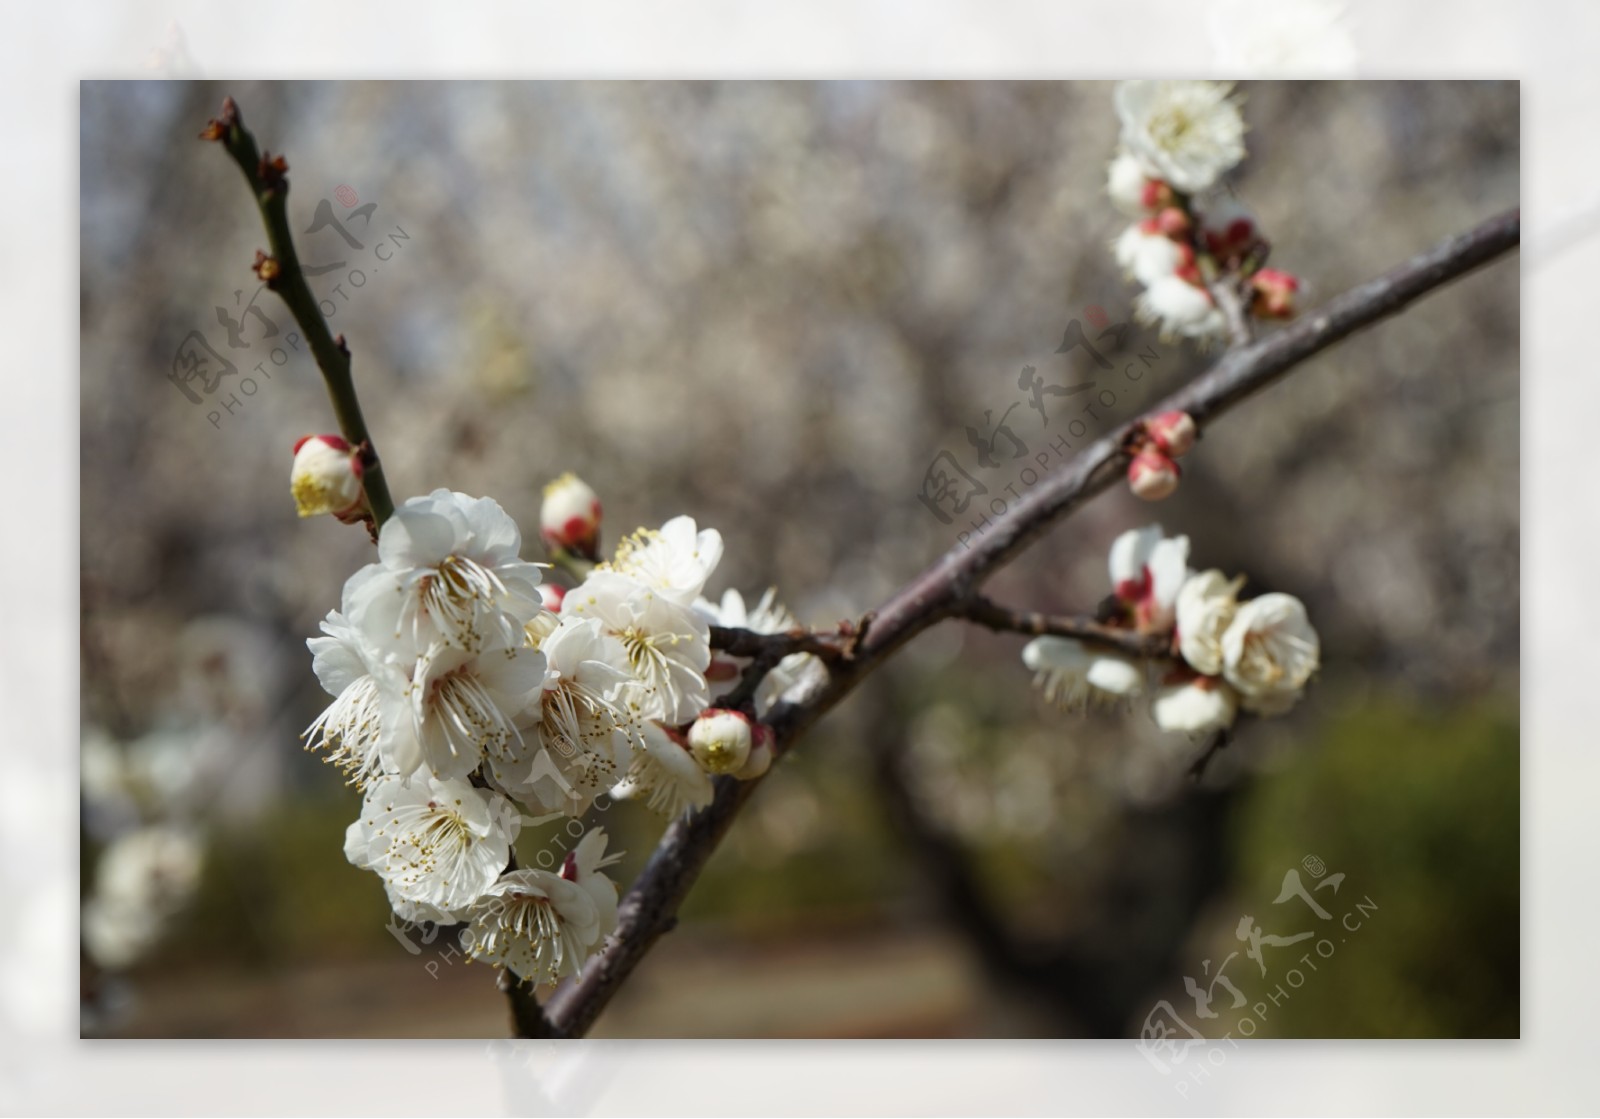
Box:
687;708;754;776
1146;410;1197;458
537;583;566;611
540;472;602;560
1128;447;1181;501
290;434;365;520
1140;178;1174;211
1251;268;1301;320
1154;206;1192;239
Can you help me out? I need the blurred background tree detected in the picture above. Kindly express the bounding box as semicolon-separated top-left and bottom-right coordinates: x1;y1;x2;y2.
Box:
79;80;1517;1037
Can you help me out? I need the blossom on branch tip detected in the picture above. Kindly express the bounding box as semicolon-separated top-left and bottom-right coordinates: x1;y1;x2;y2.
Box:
1109;525;1191;632
1175;569;1244;675
1221;592;1320;715
1152;674;1240;735
1115;80;1246;195
1023;636;1144;711
290;434;366;521
540;473;602;561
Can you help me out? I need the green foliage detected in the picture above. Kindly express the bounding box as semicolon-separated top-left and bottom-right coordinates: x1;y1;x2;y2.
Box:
1230;695;1519;1037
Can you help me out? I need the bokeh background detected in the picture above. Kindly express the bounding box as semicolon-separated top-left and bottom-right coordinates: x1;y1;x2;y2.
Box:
78;80;1518;1039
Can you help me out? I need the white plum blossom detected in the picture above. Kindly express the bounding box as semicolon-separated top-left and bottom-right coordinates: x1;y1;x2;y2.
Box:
1107;149;1161;216
562;570;711;724
613;720;715;817
344;774;521;911
303;610;391;789
459;829;622;983
604;515;724;606
1114;223;1191;288
1022;636;1144;711
343;490;544;657
1115;80;1246;194
1175;569;1244;676
491;616;635;816
1152;676;1240;735
1109;525;1192;633
1136;275;1228;342
82;826;204;969
1222;592;1321;715
378;629;546;782
694;586;827;712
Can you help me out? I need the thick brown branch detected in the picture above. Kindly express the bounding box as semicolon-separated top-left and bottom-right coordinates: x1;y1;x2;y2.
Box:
951;594;1172;659
537;208;1519;1038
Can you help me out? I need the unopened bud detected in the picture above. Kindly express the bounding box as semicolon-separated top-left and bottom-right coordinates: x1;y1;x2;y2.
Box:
537;584;566;612
1140;178;1174;211
290;435;365;520
1251;268;1301;319
1128;447;1180;501
1154;206;1192;239
1200;199;1260;261
540;472;602;560
1146;410;1197;458
687;708;754;776
734;724;775;780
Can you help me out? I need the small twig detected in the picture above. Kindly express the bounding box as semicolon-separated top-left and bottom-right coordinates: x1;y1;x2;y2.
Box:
1209;274;1255;349
1187;727;1233;781
951;594;1173;659
202;97;396;527
708;625;844;663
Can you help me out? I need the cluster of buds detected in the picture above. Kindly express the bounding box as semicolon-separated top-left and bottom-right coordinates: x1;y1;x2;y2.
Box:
1106;82;1302;341
1126;410;1196;502
289;434;368;523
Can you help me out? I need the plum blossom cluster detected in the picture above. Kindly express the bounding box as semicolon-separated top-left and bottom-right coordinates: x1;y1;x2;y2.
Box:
299;473;816;984
1022;524;1320;740
1107;81;1303;344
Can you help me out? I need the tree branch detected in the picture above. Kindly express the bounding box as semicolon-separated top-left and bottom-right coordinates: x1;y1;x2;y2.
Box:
535;208;1519;1037
950;594;1171;659
203;98;396;526
707;625;845;663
